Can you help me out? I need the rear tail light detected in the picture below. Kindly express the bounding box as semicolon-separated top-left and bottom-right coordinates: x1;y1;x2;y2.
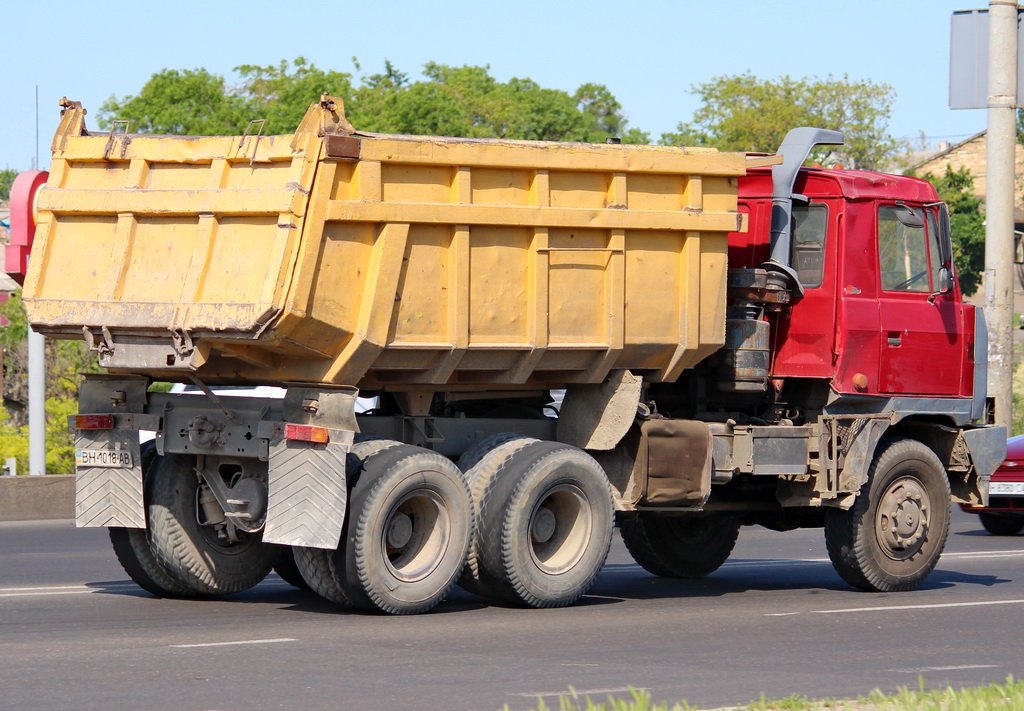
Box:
74;414;115;430
284;423;329;443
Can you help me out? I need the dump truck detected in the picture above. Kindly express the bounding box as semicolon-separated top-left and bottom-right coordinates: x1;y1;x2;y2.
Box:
17;96;1005;614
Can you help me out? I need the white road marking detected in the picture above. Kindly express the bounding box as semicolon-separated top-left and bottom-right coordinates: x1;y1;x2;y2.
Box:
813;599;1024;614
897;664;999;673
510;687;645;698
0;580;291;599
0;589;95;598
170;638;297;648
727;549;1024;569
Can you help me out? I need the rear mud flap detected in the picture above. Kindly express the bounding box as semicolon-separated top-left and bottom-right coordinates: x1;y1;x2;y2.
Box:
74;430;144;528
262;431;353;549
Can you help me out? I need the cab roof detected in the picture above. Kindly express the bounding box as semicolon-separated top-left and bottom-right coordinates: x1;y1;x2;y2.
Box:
741;167;940;203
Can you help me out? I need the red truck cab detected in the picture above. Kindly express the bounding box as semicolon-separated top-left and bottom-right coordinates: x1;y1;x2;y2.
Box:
732;166;977;404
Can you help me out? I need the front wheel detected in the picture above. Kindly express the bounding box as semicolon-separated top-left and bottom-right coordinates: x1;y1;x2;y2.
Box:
824;438;951;592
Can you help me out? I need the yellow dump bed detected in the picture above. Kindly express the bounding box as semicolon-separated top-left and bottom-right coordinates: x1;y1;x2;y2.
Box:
24;97;769;390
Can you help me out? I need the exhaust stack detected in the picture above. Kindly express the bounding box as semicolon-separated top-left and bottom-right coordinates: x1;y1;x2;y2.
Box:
762;127;844;295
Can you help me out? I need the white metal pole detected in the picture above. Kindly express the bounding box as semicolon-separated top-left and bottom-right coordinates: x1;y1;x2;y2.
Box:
27;84;46;476
985;0;1018;430
27;326;45;475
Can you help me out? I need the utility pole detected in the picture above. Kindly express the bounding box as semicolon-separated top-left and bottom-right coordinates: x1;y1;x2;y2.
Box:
985;0;1019;430
28;85;45;476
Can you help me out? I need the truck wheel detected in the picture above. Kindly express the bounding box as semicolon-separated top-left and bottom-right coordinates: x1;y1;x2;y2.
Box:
293;439;402;608
293;546;354;606
979;512;1024;536
475;441;614;608
108;442;193;598
824;437;951;592
620;514;740;578
147;453;278;595
456;432;534;474
333;445;472;614
271;546;311;590
458;436;540;596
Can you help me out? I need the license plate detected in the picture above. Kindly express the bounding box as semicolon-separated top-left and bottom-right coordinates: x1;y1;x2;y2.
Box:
988;481;1024;496
75;449;133;468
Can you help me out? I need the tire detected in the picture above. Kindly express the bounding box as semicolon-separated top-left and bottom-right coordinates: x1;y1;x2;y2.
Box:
293;546;354;606
620;514;740;578
147;453;278;595
824;437;951;592
458;436;540;596
332;445;472;614
293;439;402;608
979;512;1024;536
456;432;534;474
475;441;614;608
108;442;194;598
272;546;311;590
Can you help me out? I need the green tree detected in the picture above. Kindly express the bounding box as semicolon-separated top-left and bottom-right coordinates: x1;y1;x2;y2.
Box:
0;291;100;426
0;168;17;201
0;291;101;474
98;68;249;135
661;73;902;170
234;57;356;134
918;165;985;297
99;59;648;144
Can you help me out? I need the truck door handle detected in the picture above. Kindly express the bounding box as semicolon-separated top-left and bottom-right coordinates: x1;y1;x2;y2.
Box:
887;333;902;347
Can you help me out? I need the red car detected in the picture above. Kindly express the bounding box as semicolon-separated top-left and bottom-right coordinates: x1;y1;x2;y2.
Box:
962;435;1024;535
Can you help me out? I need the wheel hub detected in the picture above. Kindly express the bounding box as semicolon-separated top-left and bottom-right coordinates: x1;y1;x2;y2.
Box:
876;476;929;559
382;490;450;583
528;485;593;575
531;506;557;543
387;511;414;548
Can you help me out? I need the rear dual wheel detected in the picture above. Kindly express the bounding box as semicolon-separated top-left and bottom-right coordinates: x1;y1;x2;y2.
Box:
145;453;278;596
297;441;472;615
108;442;194;598
472;441;614;608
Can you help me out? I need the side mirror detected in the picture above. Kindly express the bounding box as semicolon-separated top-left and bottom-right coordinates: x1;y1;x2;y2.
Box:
938;266;954;293
936;204;953;266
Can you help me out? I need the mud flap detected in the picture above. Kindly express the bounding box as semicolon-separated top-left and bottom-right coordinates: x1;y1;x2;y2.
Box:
74;429;144;528
960;425;1008;506
262;429;354;549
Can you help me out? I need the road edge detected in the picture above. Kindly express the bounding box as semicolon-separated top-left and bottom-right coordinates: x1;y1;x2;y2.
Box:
0;476;74;521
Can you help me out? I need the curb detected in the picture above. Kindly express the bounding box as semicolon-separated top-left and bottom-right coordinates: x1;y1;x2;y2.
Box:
0;475;75;521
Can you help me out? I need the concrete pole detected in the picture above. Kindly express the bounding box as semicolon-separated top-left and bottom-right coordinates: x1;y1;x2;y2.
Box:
28;326;45;475
985;0;1019;431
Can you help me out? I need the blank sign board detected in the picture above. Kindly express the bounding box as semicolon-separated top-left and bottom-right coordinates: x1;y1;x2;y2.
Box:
950;8;1024;109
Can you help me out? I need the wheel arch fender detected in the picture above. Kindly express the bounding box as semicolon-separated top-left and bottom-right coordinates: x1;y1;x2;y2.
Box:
862;419;1007;507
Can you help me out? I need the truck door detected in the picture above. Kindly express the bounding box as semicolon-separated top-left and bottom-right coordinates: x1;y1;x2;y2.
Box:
875;204;963;395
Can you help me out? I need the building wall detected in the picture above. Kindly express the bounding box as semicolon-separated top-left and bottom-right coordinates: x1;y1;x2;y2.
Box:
912;131;1024;199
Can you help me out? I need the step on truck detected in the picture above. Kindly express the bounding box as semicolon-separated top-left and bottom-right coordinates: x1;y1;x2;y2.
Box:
18;96;1006;613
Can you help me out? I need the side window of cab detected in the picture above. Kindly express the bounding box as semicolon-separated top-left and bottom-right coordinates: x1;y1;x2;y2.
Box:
877;203;954;294
791;203;828;288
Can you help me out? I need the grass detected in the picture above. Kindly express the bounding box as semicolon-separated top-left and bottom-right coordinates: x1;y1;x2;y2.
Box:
511;676;1024;710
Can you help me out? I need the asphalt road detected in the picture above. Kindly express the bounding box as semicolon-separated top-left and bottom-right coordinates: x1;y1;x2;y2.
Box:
2;509;1023;711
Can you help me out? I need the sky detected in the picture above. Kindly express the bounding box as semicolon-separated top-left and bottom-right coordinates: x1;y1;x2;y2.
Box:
0;0;1000;171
